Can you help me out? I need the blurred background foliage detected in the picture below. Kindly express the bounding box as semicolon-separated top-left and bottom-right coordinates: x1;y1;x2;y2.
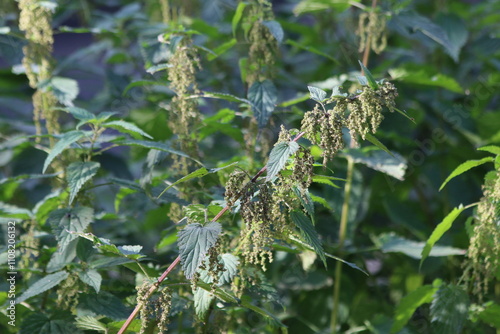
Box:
1;0;500;333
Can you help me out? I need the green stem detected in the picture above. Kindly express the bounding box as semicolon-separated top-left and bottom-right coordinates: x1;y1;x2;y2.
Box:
330;156;354;333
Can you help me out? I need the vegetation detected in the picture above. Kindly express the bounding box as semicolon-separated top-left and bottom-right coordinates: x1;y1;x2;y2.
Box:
1;0;499;333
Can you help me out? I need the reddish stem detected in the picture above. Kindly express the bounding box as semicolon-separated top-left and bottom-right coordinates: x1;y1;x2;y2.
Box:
118;130;306;334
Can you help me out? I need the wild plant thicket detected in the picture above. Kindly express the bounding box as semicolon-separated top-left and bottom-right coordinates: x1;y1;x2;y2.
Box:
1;0;500;333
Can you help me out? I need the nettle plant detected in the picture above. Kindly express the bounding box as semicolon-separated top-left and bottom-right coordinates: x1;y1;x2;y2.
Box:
15;62;404;333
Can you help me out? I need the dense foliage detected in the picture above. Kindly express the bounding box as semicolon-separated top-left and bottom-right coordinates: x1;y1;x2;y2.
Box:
1;0;500;333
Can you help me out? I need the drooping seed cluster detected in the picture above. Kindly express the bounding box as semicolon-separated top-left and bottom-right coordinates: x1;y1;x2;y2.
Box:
224;170;249;207
464;168;500;300
301;82;398;164
358;10;387;55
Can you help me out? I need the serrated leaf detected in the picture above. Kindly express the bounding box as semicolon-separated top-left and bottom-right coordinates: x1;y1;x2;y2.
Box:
420;205;466;268
262;20;284;43
20;312;81;334
307;85;327;103
67;161;100;204
391;285;437;333
248;80;277;128
178;222;222;279
358;60;379;90
266;141;299;182
478;303;500;328
193;287;213;318
331;85;348;98
43;130;86;173
78;269;102;293
48;206;94;248
146;63;172;74
478;145;500;156
75;316;107;332
439;157;494;191
61;107;96;122
436;13;468;63
219;253;239;285
290;210;326;267
232;2;247;37
430;284;469;334
47;239;78;273
202;91;252;105
102;120;153;139
77;292;130;321
16;271;69;303
293;187;315;219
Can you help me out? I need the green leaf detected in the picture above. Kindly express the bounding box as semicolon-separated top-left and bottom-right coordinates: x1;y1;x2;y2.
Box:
202;91;252;105
478;303;500;328
145;63;172;74
61;107;96;122
278;93;309;107
39;76;79;106
389;66;463;93
375;232;465;260
347;149;406;180
102;120;153;139
293;0;354;15
430;284;469;333
240;296;286;327
232;2;247;37
77;292;130;321
358;60;379;89
67;161;100;205
391;285;438;333
20;312;81;334
178;222;222;279
285;39;340;64
122;80;160;95
47;239;78;273
16;271;69;303
75;316;107;332
112;139;200;164
420;205;466;268
307;85;327;103
293;187;315;219
436;13;468;63
364;133;394;157
207;38;237;61
193;286;213;318
157;167;209;198
248;79;278;128
219;253;240;285
43;130;86;173
290;210;326;267
478;145;500;155
78;269;102;294
262;20;284;43
439;157;494;191
48;206;94;249
266;141;299;182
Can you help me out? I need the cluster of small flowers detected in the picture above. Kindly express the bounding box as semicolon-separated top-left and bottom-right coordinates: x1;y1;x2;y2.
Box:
301;82;398;164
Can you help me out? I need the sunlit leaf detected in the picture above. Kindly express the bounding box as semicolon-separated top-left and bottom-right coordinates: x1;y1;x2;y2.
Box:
439;157;494;191
266;141;299;181
391;285;437;333
43;130;86;173
307;85;327;103
430;283;469;333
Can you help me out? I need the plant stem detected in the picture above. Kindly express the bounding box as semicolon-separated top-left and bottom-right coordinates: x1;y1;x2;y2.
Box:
330;156;354;333
118;131;306;334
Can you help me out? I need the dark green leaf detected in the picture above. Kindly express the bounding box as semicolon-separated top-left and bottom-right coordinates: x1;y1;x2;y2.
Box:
75;316;107;332
157;167;209;198
20;312;81;334
16;271;69;303
67;161;100;205
347;149;406;180
232;2;247;37
48;206;94;248
364;133;394;157
112;139;199;164
293;186;315;219
78;269;102;293
77;292;130;321
219;253;239;285
358;60;379;90
178;222;222;279
47;239;77;273
391;285;437;333
430;284;469;334
248;80;278;128
290;210;326;267
43;130;86;173
102;120;153;139
266;141;299;182
122;80;160;95
436;13;468;63
478;303;500;328
285;39;340;64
